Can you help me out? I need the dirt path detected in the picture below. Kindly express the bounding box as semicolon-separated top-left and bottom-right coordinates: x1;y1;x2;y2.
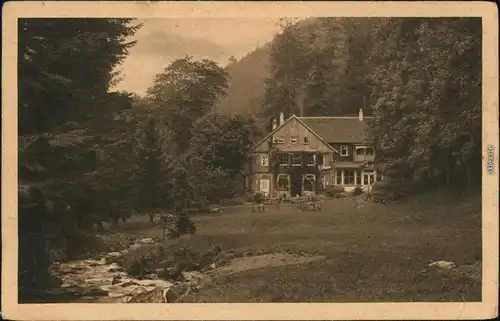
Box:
209;253;326;276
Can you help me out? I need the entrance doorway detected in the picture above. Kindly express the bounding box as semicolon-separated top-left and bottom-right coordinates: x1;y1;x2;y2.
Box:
290;172;302;197
259;179;270;197
363;172;375;186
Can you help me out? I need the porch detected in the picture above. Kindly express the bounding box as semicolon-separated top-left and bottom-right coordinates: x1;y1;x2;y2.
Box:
330;161;381;192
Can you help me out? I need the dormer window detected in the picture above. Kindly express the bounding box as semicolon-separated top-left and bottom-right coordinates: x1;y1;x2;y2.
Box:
290;136;297;144
340;145;349;156
273;137;284;144
303;137;309;144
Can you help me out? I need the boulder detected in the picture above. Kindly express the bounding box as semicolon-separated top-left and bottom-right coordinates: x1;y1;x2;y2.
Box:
166;283;190;303
106;252;122;258
428;260;456;269
136;238;155;245
143;273;160;280
128;286;168;303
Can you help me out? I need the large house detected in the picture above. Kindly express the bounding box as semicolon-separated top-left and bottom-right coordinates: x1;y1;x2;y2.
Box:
243;109;382;199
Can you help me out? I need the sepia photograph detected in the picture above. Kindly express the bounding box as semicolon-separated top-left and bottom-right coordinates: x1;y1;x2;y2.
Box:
2;1;498;320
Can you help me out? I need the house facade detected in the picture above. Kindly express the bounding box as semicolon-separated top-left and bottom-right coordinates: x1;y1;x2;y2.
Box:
244;109;381;198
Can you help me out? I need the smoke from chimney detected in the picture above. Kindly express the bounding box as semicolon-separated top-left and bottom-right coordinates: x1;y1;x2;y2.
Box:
359;109;364;121
279;112;284;125
272;118;277;130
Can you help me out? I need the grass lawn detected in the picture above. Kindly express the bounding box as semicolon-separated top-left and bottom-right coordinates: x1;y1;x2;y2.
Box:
117;189;482;303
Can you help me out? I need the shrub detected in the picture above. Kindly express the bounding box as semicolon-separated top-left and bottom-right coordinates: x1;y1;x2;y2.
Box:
353;186;363;196
159;244;223;280
175;213;197;235
325;185;345;198
122;244;162;278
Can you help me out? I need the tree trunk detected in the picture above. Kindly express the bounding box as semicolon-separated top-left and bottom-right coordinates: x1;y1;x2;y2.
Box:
96;220;104;233
445;168;451;186
464;160;472;185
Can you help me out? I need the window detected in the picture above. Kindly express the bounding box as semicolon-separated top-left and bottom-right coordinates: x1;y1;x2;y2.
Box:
274;137;284;144
366;148;374;156
246;177;252;191
290;136;297;144
303;136;309;144
340;145;349;156
320;154;330;167
355;170;362;185
318;154;324;166
344;169;355;185
306;154;315;166
336;169;342;185
279;154;289;166
291;153;302;166
261;155;269;167
356;148;365;156
277;174;289;191
303;174;315;191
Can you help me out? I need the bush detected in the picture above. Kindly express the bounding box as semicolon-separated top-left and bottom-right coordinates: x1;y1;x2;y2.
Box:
371;180;414;203
325;185;346;198
122;244;163;278
175;213;197;235
353;186;363;196
159;244;223;281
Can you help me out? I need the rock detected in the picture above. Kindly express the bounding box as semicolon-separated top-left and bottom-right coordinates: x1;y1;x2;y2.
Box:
106;252;122;258
120;281;139;287
112;275;123;285
129;244;142;251
182;271;205;284
429;260;456;269
136;237;155;245
144;273;160;280
108;267;123;273
128;286;168;303
135;279;173;288
166;283;190;303
85;288;109;297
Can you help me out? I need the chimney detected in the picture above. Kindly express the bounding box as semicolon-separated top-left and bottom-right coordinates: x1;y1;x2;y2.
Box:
272;118;277;130
279;112;284;125
358;108;364;121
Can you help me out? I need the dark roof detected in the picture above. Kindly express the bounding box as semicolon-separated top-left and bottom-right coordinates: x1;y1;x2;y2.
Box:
298;117;374;144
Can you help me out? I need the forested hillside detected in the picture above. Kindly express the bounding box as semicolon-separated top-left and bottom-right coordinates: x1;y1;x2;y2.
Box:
219;17;482;192
18;19;262;302
216;45;271;116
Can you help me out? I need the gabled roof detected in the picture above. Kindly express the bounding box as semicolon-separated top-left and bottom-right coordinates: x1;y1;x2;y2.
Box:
297;117;374;144
249;115;337;153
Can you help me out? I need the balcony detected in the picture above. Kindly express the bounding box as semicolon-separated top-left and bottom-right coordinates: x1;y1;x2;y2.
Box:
353;146;375;162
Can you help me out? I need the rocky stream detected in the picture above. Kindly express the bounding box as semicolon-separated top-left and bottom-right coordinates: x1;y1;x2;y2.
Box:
50;237;205;303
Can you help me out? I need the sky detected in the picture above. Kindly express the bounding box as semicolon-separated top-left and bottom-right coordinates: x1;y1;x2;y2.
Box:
113;18;281;95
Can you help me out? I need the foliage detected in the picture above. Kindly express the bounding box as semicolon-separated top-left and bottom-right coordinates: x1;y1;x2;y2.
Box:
18;18;141;300
353;186;363;196
325;185;346;198
262;17;481;193
133;117;174;213
367;18;482;190
262;18;351;120
146;56;230;152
